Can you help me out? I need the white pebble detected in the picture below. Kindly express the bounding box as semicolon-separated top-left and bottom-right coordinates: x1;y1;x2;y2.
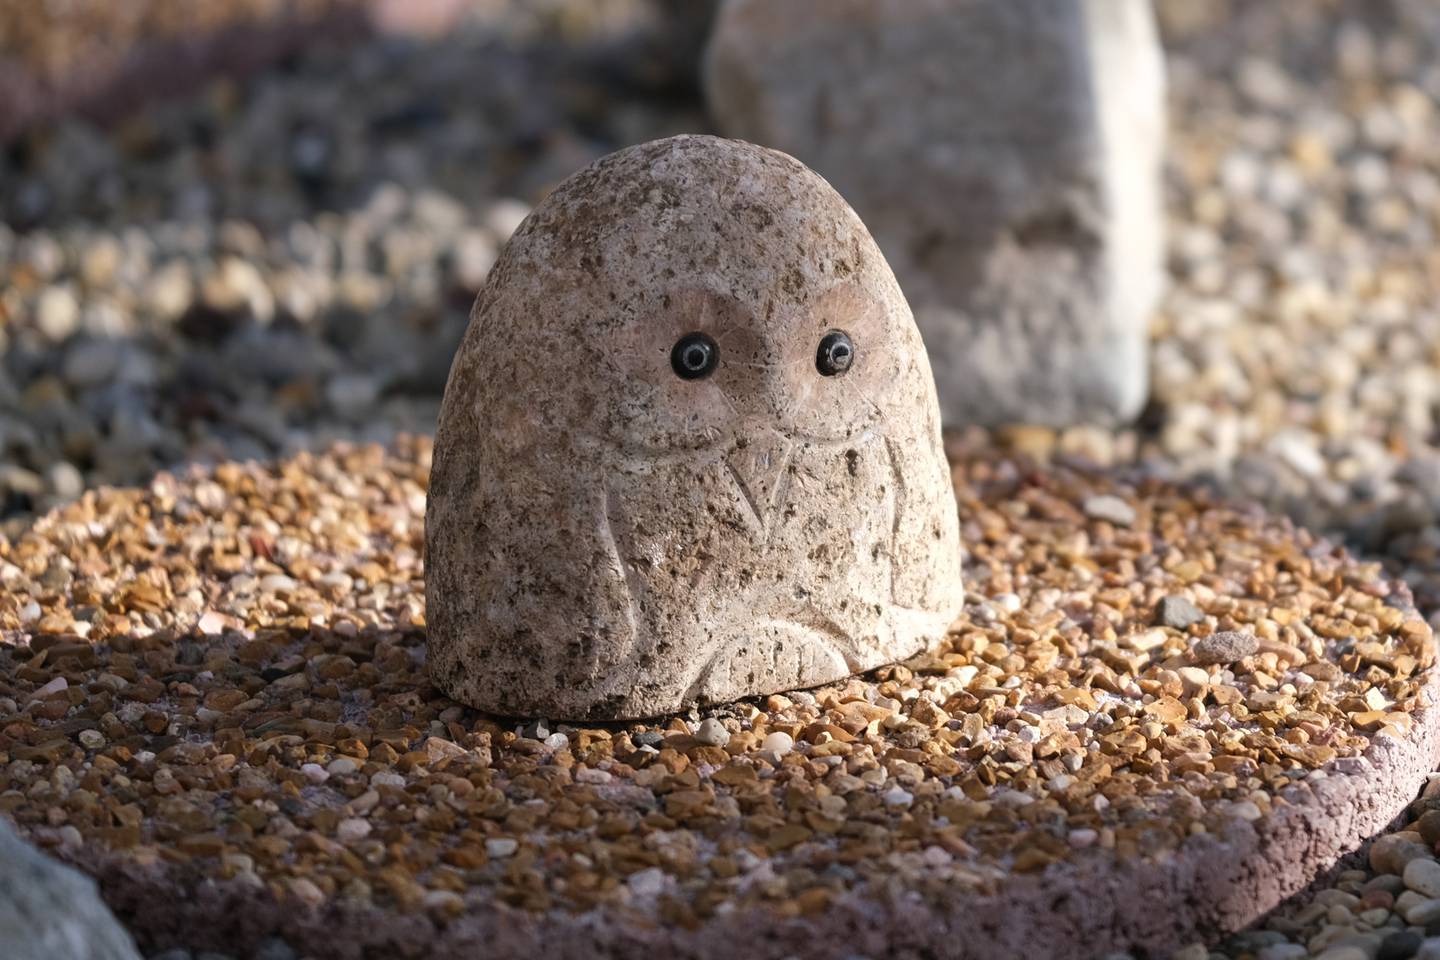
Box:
1083;494;1137;527
28;676;67;702
992;592;1022;613
289;877;325;909
696;718;731;747
1229;800;1263;821
922;845;952;866
301;763;329;784
883;786;914;808
762;731;793;757
485;838;518;859
336;818;372;842
627;866;667;897
196;610;228;635
326;757;358;776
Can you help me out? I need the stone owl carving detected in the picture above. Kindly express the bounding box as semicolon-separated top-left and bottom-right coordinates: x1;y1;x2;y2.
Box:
426;135;963;720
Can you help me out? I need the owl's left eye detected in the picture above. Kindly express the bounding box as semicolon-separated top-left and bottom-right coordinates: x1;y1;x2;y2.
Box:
816;330;855;377
671;332;719;380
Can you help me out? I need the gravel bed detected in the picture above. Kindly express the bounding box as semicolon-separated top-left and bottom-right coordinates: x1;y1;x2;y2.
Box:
0;438;1435;958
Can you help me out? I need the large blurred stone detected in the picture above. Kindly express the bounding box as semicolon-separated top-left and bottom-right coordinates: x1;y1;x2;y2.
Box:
705;0;1166;427
0;819;141;960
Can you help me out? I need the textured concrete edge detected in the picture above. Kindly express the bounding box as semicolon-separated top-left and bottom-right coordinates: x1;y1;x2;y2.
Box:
32;597;1440;960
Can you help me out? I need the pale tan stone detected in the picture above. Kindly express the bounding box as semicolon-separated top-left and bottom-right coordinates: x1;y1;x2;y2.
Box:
426;134;964;720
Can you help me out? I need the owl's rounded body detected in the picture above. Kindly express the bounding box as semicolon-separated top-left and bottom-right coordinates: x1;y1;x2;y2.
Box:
426;136;963;720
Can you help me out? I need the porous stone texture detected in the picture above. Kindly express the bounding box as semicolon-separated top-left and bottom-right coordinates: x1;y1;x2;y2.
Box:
0;817;140;960
703;0;1166;428
426;134;964;720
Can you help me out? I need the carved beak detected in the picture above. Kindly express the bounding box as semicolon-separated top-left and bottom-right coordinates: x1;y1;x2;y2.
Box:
724;430;794;534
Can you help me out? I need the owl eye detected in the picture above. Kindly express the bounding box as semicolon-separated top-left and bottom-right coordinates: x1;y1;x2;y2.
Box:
671;332;719;380
816;330;855;377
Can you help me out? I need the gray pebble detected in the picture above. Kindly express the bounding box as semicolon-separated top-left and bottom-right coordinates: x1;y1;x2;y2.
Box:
519;719;551;742
696;718;730;748
1192;630;1260;665
1157;595;1204;630
62;339;123;388
1379;930;1424;960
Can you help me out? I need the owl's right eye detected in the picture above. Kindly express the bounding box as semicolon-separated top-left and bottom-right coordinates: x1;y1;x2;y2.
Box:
670;332;719;380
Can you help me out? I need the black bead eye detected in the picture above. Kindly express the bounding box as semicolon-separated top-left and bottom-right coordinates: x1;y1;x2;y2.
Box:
671;332;719;380
816;329;855;377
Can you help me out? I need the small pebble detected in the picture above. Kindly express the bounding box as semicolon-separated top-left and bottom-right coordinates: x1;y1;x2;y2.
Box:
1406;899;1440;927
336;818;372;843
627;867;667;897
1083;494;1137;527
883;786;914;809
1193;630;1260;665
1378;930;1424;960
485;838;518;859
1374;836;1435;876
762;731;794;757
1157;595;1205;629
696;718;730;747
1406;859;1440;898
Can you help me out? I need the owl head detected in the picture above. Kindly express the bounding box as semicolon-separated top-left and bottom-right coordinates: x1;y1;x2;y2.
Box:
459;135;932;465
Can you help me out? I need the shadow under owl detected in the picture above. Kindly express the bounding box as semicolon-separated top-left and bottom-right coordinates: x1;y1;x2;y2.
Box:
426;135;963;720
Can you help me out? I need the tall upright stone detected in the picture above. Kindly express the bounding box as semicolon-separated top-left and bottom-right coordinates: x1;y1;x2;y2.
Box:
0;819;142;960
704;0;1166;427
